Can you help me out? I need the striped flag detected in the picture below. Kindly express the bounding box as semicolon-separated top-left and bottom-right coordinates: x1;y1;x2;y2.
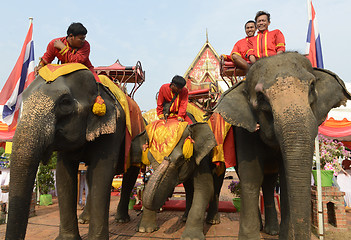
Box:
0;19;35;130
306;0;324;68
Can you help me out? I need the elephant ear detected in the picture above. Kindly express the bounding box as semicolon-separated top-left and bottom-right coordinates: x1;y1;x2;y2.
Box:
311;68;351;125
129;130;149;165
189;122;217;165
86;85;119;141
213;81;257;132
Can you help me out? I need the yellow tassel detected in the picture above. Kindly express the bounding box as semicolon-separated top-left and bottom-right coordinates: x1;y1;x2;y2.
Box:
141;148;150;165
183;136;194;159
92;95;106;116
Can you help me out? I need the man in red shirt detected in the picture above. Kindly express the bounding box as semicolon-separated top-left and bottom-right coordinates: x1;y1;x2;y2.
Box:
157;75;189;122
249;11;285;63
222;20;256;74
36;22;98;80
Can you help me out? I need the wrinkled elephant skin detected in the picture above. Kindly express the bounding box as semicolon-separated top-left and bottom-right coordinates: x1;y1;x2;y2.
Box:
214;52;351;240
130;122;218;240
6;69;126;240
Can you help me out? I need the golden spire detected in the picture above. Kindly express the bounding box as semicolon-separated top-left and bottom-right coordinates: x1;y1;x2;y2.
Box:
206;28;208;43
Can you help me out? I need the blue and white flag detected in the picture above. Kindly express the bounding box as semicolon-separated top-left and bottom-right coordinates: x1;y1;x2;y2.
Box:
0;19;35;129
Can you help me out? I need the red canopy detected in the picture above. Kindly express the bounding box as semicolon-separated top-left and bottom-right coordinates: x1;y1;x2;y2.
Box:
0;122;16;141
318;95;351;148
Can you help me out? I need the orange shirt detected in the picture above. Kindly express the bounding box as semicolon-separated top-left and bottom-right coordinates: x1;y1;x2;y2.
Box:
156;83;188;119
230;36;254;62
41;37;99;81
251;29;285;58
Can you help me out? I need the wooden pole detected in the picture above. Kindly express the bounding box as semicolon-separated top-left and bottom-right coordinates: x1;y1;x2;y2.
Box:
315;135;324;240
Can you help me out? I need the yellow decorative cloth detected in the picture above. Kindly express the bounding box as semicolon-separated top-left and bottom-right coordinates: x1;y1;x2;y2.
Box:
207;112;232;164
39;63;88;82
142;108;158;124
186;103;206;123
98;75;132;136
145;119;188;164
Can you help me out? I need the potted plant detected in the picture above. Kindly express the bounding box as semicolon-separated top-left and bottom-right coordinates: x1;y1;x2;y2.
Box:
228;180;241;212
37;153;56;206
313;134;351;186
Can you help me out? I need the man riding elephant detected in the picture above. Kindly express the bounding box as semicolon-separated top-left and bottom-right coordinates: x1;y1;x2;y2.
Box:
157;75;192;123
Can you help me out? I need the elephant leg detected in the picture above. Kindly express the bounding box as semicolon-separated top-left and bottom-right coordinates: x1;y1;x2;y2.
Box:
262;173;279;235
181;159;213;240
86;136;122;239
79;167;91;224
138;207;158;233
55;152;82;240
115;165;140;222
206;164;225;225
236;129;264;240
181;177;194;222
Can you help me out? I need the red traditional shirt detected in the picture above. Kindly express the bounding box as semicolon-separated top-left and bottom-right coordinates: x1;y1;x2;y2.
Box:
41;37;98;79
157;83;188;119
251;29;285;58
230;36;254;62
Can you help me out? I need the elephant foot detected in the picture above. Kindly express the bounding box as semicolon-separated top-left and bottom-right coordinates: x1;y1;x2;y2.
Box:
205;212;220;225
181;229;205;240
115;213;131;223
78;211;90;224
138;223;159;233
55;233;82;240
263;222;279;236
138;208;158;233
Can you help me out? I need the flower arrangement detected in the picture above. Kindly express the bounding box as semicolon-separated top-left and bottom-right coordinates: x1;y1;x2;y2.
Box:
315;134;351;175
228;180;241;198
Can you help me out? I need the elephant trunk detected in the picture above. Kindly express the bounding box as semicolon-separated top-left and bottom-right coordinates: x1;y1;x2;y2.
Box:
143;157;179;210
6;92;55;239
274;106;317;239
265;77;317;239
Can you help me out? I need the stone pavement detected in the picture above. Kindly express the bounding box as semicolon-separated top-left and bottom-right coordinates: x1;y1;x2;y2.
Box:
0;172;349;239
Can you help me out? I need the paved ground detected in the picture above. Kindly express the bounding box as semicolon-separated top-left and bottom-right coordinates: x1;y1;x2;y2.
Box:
0;171;350;239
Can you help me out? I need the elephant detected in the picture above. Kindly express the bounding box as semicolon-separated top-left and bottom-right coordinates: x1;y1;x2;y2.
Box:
128;120;218;240
212;52;351;239
6;66;131;240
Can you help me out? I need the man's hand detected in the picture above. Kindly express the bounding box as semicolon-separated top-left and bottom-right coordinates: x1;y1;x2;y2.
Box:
249;55;256;63
54;40;66;50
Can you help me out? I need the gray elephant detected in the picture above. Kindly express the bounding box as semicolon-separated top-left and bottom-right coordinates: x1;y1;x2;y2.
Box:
6;66;133;239
213;52;351;239
129;120;218;240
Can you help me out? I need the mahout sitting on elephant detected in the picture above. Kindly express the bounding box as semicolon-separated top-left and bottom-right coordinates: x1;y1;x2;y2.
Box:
5;63;144;240
213;52;351;239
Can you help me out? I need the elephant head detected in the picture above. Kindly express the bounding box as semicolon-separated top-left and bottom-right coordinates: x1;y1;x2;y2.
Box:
213;52;351;239
130;122;216;211
6;68;121;239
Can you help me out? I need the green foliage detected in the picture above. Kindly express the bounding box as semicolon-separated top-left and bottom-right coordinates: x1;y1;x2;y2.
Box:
37;152;57;195
0;147;4;156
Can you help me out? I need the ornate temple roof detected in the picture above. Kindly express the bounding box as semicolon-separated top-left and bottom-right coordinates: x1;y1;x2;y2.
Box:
183;33;226;94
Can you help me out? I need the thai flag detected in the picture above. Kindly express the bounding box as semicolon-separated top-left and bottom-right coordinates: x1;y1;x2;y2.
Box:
306;0;324;68
0;20;35;130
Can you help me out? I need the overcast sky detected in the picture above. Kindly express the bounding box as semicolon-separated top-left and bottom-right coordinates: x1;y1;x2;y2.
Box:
0;0;349;111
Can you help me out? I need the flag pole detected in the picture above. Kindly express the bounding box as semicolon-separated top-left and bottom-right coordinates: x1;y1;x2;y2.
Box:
315;135;324;240
27;17;40;204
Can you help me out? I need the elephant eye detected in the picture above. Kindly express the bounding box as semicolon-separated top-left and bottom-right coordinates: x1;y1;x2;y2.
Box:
57;95;75;115
256;92;271;111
